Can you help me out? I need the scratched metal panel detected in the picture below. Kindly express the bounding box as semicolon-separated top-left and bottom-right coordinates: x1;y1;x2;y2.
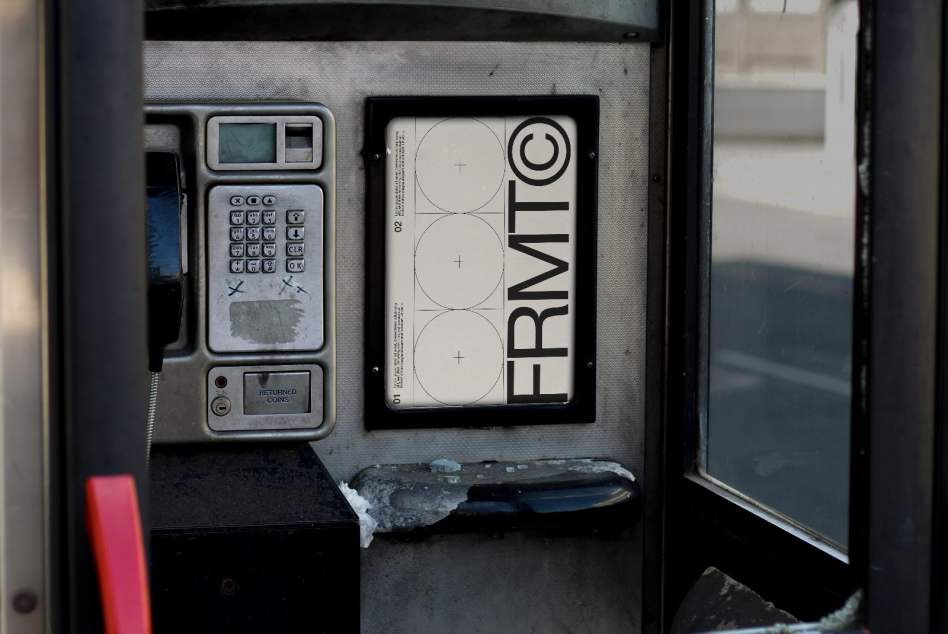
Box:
144;41;649;634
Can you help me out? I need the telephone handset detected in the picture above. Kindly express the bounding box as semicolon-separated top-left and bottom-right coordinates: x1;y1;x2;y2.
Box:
146;150;186;372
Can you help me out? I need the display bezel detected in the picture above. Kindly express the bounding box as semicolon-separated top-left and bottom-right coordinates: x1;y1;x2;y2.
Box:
364;96;599;430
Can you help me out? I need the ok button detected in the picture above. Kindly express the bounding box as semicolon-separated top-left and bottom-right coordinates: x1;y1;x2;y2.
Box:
287;227;305;241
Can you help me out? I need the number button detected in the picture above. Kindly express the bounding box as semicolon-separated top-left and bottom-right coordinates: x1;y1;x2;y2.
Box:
263;243;277;257
230;259;244;274
263;259;276;273
230;196;244;206
246;196;260;205
287;210;305;224
287;259;305;273
263;227;277;241
262;211;276;225
246;211;261;225
230;227;245;241
246;243;261;258
230;210;244;225
246;227;261;241
287;227;305;241
287;243;305;257
246;259;261;273
230;243;245;257
262;195;276;205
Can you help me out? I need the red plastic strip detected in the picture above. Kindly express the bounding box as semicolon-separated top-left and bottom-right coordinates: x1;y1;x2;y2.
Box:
85;474;152;634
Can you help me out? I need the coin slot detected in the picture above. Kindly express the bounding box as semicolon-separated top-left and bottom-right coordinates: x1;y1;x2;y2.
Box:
285;124;314;163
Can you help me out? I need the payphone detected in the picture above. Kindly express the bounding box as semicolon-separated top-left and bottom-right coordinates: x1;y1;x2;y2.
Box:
145;104;337;440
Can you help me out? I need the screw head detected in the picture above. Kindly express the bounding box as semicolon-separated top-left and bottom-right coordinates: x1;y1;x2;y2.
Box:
372;153;381;161
220;578;236;594
372;366;379;374
215;376;227;389
624;32;640;39
652;174;661;183
589;151;596;159
587;361;594;368
12;590;37;614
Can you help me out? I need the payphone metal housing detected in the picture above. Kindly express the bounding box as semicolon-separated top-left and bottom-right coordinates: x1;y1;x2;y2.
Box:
146;103;337;443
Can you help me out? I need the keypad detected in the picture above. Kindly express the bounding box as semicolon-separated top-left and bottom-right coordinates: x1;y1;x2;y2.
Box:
224;193;311;275
210;184;323;353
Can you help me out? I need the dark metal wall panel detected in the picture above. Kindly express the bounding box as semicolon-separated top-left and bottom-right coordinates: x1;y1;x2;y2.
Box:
862;1;943;632
60;0;148;628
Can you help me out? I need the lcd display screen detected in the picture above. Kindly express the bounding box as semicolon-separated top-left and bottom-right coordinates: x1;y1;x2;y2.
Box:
219;123;276;164
384;115;578;410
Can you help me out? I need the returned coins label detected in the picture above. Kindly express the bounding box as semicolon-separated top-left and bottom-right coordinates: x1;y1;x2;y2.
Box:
243;371;311;415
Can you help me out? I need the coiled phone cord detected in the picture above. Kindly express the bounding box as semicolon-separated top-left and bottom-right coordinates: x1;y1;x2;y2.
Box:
146;372;159;468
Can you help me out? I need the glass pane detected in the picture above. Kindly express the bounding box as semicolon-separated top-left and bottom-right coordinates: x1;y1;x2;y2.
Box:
706;0;858;548
219;123;277;164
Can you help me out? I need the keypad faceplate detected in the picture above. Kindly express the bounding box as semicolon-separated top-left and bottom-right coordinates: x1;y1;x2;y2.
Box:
209;184;323;352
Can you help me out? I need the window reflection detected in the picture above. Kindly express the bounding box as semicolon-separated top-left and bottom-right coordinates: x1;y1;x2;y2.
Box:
706;0;858;548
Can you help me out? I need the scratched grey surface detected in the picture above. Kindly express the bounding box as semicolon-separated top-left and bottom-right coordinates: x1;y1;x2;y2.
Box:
144;41;649;634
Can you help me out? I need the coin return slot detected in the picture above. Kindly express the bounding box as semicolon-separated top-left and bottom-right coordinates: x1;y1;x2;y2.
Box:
285;124;314;163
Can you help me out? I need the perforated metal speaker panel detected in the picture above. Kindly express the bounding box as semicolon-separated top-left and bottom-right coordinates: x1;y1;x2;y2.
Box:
144;40;650;634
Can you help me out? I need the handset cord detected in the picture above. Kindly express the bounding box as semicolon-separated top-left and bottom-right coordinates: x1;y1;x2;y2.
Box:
146;372;159;468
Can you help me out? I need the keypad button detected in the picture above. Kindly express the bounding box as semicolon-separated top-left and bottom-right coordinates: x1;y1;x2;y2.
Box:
246;195;260;205
287;243;305;257
246;259;261;273
230;196;244;206
262;259;276;273
246;243;261;258
230;243;245;257
230;259;244;274
287;210;305;224
263;227;277;241
263;195;276;206
263;243;277;257
287;227;305;241
230;210;245;225
246;211;261;225
230;227;245;241
287;259;305;273
262;211;276;225
246;227;261;241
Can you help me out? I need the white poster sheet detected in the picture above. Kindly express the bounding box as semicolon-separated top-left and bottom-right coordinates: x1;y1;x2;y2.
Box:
385;115;578;410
